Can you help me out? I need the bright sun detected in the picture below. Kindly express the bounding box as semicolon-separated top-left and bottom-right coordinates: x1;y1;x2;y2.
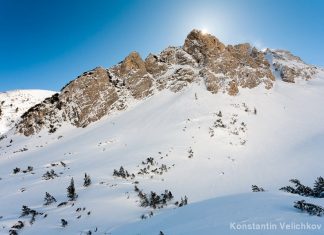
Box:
201;28;208;35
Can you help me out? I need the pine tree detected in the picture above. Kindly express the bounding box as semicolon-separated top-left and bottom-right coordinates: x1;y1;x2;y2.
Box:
113;166;130;178
252;185;265;192
83;173;91;187
138;191;149;207
61;219;68;227
188;147;193;158
179;196;188;207
9;230;18;235
150;191;161;209
13;167;20;174
313;176;324;198
280;178;314;197
44;192;57;205
294;200;324;216
67;178;77;201
11;221;24;229
184;195;188;205
21;205;33;217
289;179;313;197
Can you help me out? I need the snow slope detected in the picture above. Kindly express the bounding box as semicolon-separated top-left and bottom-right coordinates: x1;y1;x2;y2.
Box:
0;73;324;234
113;192;324;235
0;90;55;135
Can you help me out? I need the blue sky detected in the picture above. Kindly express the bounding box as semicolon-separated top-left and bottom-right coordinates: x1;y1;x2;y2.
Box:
0;0;323;92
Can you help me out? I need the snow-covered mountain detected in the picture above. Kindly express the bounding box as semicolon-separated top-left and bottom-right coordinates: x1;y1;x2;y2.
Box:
1;30;324;235
0;90;55;135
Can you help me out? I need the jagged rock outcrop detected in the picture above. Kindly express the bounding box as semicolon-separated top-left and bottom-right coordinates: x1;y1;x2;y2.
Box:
145;53;167;76
18;93;64;136
14;29;321;136
109;52;153;99
146;46;198;91
60;67;119;127
266;49;318;83
17;67;119;135
183;29;226;65
183;30;274;93
0;90;54;135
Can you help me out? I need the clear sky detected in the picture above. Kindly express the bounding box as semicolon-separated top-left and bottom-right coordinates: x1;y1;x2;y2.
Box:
1;0;323;92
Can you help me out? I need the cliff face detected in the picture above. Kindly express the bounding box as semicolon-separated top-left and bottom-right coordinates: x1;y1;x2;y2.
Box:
0;90;54;135
15;30;322;136
16;67;120;136
109;51;153;99
60;67;119;127
183;30;274;94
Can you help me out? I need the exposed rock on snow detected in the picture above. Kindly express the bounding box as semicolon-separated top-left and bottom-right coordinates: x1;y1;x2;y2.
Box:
16;67;119;136
110;51;153;99
60;67;119;127
183;29;226;64
183;30;275;94
13;29;323;136
265;49;319;83
0;90;54;135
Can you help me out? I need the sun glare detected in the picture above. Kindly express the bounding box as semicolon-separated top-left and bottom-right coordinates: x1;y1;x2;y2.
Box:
201;28;208;35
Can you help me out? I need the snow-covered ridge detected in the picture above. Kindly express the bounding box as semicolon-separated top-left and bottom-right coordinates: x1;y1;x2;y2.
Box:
0;90;55;135
265;49;322;83
13;29;324;137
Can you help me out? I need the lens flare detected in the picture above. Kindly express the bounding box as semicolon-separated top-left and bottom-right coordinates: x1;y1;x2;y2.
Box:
201;28;208;35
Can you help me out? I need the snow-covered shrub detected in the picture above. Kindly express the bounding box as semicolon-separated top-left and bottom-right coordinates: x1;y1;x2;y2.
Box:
44;192;57;206
42;169;59;180
294;200;324;216
313;177;324;198
83;173;91;187
280;179;314;197
252;185;265;192
113;166;134;179
61;219;68;227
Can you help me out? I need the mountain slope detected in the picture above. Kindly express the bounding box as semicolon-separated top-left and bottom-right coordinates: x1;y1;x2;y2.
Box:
113;192;324;235
15;29;310;137
1;30;324;235
0;90;55;135
1;74;324;234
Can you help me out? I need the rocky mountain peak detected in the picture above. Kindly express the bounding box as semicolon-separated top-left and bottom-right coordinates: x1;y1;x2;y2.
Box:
183;29;225;64
120;51;147;75
16;67;119;136
59;66;118;127
12;29;323;136
110;51;152;99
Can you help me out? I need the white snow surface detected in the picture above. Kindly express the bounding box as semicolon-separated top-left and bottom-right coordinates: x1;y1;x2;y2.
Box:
1;75;324;234
113;192;324;235
0;90;55;135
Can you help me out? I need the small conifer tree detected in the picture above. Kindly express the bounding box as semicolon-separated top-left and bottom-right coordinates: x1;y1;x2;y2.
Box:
61;219;68;227
83;173;91;187
313;177;324;198
44;192;57;205
67;178;77;201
